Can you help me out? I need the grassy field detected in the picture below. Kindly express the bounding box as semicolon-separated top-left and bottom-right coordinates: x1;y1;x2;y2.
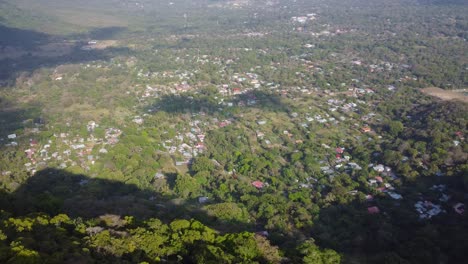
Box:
1;0;141;35
421;87;468;103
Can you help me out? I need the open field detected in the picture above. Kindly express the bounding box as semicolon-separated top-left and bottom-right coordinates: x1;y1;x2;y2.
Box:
421;87;468;103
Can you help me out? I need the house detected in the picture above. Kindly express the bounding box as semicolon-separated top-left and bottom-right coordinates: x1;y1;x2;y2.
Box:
387;192;403;200
154;172;165;179
335;147;344;154
361;126;372;133
415;201;444;219
79;179;89;186
375;176;383;183
133;116;144;125
30;139;38;146
196;142;205;149
87;121;98;131
255;231;269;237
348;162;362;170
219;121;228;128
72;144;85;150
232;88;242;95
40;149;48;157
252;180;264;189
198;196;209;204
175;161;186;166
197;134;205;141
257;120;267;125
439;194;450;202
99;148;108;154
7;134;16;139
25;149;34;159
453;203;465;215
368;206;380;214
373;164;385;172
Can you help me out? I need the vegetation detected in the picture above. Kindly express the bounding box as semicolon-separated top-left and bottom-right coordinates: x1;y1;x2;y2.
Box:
0;0;467;263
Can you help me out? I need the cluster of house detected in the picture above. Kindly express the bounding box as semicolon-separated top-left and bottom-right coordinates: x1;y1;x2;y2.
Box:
4;120;123;174
412;184;465;219
291;13;317;24
368;164;400;196
159;116;209;166
5;133;18;147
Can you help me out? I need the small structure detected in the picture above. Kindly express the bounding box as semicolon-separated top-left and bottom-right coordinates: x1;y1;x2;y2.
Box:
361;126;371;133
335;147;344;154
7;134;17;139
198;196;209;204
252;180;264;189
387;192;403;200
99;148;108;154
79;179;89;186
373;164;385;172
255;231;269;237
368;206;380;214
453;203;465;215
415;201;444;219
154;172;165;179
133;116;144;125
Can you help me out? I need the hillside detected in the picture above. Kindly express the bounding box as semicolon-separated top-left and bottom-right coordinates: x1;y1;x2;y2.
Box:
0;0;467;263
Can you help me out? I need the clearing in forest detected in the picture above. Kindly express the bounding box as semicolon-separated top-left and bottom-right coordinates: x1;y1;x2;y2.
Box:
421;87;468;103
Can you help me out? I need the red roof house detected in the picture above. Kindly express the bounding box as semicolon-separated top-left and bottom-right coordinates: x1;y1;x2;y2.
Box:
252;181;264;189
336;147;344;154
219;122;228;128
368;206;380;214
377;187;386;192
232;88;242;95
30;139;38;146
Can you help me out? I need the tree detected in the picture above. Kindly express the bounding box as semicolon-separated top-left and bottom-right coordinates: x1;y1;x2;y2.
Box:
191;156;215;173
387;120;404;137
174;174;200;199
298;240;341;264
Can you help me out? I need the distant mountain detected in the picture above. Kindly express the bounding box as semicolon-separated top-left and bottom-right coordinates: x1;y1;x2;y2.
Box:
417;0;467;5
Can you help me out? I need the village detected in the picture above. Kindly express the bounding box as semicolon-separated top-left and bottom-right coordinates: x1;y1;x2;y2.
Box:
1;36;464;220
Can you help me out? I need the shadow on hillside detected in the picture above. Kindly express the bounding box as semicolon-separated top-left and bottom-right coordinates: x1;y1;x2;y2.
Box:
0;97;43;146
0;24;132;85
0;169;282;263
0;168;255;234
70;26;127;40
147;89;290;115
309;173;468;264
0;24;49;49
